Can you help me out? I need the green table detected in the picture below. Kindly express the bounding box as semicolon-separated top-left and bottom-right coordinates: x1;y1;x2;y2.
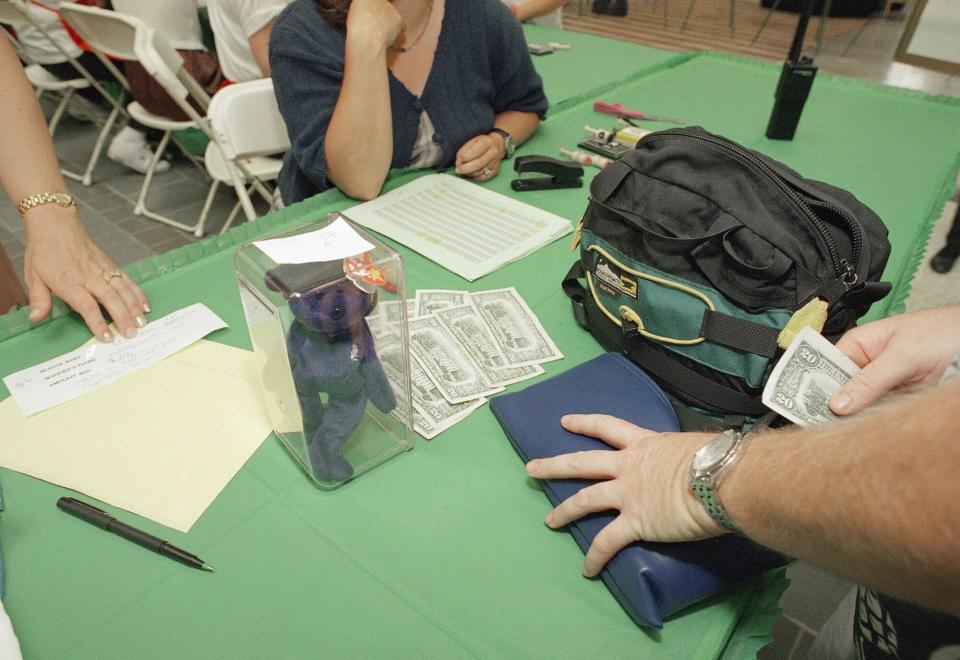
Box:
546;51;960;321
3;48;960;658
521;24;690;113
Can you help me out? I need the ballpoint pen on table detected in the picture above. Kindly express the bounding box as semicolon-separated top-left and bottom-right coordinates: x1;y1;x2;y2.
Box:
593;101;683;124
56;497;214;572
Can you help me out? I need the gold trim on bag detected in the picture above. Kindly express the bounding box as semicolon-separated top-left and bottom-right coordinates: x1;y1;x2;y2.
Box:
586;244;715;346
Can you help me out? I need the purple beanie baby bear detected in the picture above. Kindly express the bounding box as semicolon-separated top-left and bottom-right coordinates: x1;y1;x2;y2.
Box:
266;261;396;481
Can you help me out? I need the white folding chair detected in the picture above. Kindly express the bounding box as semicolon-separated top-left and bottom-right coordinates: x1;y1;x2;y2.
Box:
203;78;289;234
60;2;223;236
0;0;127;185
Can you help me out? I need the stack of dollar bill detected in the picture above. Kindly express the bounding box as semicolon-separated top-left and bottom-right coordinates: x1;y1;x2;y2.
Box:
761;326;861;427
369;287;563;439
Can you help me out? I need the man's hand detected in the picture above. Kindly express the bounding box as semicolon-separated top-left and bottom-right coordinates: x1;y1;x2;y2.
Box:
525;414;721;577
830;305;960;415
23;209;148;342
454;133;503;182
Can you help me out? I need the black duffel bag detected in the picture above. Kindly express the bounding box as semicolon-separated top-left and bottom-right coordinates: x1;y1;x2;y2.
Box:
563;127;892;430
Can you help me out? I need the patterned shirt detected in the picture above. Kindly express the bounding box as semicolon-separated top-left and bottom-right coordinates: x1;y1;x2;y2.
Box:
853;351;960;659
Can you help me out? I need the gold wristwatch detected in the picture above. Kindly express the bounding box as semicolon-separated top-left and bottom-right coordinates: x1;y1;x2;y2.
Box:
17;191;76;216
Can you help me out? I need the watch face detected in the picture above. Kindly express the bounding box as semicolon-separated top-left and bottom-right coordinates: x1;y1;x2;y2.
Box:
692;430;738;472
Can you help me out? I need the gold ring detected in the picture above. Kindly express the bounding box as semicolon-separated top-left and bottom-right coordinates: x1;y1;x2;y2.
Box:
481;167;492;177
103;269;123;284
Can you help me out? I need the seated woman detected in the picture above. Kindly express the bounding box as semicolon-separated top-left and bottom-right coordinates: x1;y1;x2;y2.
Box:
270;0;548;204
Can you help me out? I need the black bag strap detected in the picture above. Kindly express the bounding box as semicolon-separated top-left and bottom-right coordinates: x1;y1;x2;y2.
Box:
563;260;588;330
699;310;780;359
622;324;769;418
668;397;746;433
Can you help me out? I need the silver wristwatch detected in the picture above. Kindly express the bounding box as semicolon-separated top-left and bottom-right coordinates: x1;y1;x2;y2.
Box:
689;429;746;532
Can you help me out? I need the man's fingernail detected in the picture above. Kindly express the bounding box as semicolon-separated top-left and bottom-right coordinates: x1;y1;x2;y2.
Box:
832;392;851;412
28;308;40;321
544;511;554;526
142;303;151;313
136;315;146;327
124;327;137;339
101;331;114;343
526;459;539;473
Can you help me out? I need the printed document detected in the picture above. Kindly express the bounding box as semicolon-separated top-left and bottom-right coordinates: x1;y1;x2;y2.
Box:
343;174;572;281
3;303;227;416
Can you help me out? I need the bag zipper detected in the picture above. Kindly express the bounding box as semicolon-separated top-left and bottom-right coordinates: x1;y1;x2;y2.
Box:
639;129;863;290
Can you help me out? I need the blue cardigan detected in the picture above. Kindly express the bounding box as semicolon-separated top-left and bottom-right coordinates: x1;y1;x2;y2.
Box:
270;0;549;204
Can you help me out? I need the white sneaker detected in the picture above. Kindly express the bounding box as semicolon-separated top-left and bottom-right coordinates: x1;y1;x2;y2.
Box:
107;127;171;175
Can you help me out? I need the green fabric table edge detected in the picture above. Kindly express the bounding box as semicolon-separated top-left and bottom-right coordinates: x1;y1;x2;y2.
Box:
690;51;960;320
718;567;791;659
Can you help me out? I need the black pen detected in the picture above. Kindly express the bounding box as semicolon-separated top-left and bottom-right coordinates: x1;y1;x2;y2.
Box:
56;497;214;572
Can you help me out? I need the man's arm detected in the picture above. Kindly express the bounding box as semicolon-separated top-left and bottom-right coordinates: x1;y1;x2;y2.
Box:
528;379;960;614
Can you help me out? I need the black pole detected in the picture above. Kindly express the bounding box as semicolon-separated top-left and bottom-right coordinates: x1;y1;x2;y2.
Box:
787;0;815;63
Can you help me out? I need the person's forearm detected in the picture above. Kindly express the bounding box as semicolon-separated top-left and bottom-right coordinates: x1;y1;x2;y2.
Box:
513;0;565;22
494;110;539;148
0;40;72;218
724;379;960;612
248;21;274;78
324;39;393;201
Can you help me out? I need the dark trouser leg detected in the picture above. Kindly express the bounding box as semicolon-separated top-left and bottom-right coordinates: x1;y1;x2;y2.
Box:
931;204;960;274
41;53;150;134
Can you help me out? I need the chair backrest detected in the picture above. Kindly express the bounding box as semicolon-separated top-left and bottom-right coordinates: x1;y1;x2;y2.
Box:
110;0;205;52
3;1;124;104
0;0;29;28
60;3;210;120
207;78;291;160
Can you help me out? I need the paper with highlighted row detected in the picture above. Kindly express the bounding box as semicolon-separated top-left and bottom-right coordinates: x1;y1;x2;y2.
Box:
0;338;272;532
3;303;227;417
343;174;572;281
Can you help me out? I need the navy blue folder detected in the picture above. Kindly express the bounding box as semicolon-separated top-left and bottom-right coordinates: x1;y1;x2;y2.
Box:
490;352;788;629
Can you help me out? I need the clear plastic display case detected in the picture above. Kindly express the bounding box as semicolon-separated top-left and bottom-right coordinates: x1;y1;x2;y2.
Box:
234;214;413;489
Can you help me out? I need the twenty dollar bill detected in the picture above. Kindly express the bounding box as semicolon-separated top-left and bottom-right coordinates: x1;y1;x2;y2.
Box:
761;326;861;427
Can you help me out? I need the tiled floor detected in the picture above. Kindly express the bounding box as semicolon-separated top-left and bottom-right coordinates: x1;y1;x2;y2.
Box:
1;4;958;658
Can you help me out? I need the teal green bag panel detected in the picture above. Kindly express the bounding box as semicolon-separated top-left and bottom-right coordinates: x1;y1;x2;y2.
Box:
582;231;792;389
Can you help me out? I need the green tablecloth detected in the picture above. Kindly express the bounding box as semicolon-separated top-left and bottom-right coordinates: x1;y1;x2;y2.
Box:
3;47;960;658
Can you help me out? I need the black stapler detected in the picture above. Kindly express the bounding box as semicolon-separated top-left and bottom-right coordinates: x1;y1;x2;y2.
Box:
511;156;583;192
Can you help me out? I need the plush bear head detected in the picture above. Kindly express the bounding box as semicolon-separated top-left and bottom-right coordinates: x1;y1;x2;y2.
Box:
265;262;375;342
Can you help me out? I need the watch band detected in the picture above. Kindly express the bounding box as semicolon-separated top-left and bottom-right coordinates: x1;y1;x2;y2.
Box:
690;473;739;531
689;429;746;532
490;128;515;158
17;191;76;216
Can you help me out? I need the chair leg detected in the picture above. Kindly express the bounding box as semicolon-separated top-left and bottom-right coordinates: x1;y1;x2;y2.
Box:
134;129;172;216
680;0;696;32
195;179;222;238
218;198;243;236
815;0;832;55
80;103;120;186
751;0;782;43
47;88;73;136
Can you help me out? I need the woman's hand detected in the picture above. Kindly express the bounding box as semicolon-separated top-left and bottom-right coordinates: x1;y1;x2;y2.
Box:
23;209;148;342
454;132;505;182
345;0;404;52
